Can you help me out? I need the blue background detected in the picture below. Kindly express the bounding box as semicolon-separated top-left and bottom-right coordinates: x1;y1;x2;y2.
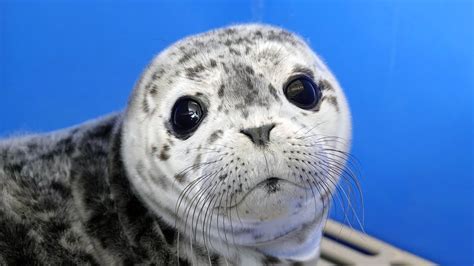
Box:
1;0;472;264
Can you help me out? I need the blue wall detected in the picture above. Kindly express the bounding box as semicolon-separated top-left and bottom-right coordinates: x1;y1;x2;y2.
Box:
1;0;472;264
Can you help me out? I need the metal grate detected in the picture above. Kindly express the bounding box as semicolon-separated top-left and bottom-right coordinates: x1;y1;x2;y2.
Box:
317;220;434;265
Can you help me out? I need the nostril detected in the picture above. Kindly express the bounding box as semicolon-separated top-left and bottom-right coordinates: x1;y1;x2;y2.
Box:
268;123;276;133
240;123;275;146
239;129;253;139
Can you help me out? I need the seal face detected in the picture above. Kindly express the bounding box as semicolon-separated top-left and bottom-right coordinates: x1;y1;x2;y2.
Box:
0;24;351;265
122;24;352;263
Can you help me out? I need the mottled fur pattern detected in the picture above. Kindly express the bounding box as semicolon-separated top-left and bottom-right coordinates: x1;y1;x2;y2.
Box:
0;24;351;265
1;115;177;265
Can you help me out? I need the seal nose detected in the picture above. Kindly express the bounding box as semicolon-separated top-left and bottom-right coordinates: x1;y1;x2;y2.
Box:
240;124;275;146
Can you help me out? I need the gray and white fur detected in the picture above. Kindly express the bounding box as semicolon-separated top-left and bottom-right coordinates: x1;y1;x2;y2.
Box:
0;24;352;265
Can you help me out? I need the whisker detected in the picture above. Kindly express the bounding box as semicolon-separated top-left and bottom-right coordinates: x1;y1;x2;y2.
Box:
315;151;364;232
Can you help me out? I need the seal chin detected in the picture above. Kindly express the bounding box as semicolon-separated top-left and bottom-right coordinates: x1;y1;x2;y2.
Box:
209;177;327;247
230;177;313;221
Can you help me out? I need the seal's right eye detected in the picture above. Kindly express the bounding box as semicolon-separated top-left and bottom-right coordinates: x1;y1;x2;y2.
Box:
171;97;204;136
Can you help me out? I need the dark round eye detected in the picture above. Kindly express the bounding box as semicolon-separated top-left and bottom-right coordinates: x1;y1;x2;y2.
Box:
284;76;322;109
171;97;204;135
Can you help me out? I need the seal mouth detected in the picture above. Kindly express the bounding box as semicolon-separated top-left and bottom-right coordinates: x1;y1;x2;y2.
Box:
263;177;281;193
221;177;306;209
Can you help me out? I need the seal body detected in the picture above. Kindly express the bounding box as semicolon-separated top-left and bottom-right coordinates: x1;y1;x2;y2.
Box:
0;24;351;265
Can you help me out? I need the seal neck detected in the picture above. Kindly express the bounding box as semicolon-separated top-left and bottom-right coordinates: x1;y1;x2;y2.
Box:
106;116;183;260
72;114;185;264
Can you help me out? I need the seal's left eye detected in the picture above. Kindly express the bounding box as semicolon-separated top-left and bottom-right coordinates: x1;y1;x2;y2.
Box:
284;76;322;110
171;97;204;135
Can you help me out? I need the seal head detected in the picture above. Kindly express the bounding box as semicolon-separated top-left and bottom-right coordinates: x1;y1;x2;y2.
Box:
122;24;351;263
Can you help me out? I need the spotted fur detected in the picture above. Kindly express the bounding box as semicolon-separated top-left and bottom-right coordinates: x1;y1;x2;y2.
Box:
0;24;352;265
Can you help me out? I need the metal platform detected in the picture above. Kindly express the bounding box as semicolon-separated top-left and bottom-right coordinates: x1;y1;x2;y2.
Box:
318;220;434;265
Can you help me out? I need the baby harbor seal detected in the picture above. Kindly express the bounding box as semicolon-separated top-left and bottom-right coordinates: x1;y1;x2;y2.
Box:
0;24;351;265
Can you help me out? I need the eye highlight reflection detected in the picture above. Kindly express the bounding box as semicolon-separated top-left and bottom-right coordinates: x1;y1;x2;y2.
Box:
284;76;322;110
171;97;205;136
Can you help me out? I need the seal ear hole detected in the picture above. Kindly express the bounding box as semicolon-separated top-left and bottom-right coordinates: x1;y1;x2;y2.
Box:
283;75;322;110
170;96;205;138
